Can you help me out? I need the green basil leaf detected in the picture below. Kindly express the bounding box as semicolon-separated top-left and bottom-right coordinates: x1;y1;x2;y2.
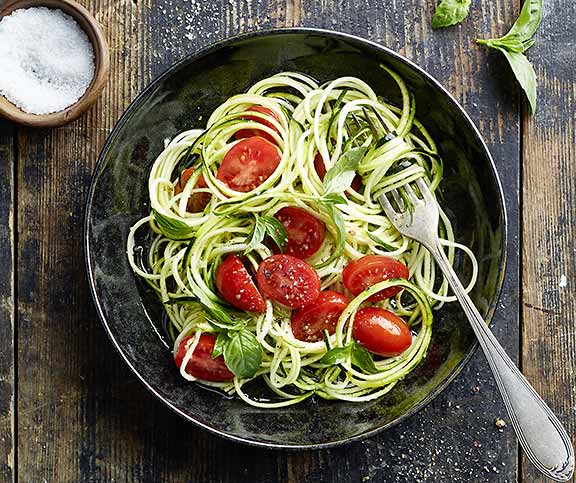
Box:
327;203;347;259
500;49;537;113
318;345;351;366
432;0;471;29
152;209;196;240
322;147;367;195
223;328;262;379
351;343;379;374
212;331;230;358
321;193;347;205
260;216;288;252
245;215;288;254
502;0;542;44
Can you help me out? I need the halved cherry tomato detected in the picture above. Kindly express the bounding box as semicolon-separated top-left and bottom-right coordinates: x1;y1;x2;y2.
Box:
235;105;280;144
215;254;266;313
353;307;412;357
174;334;234;381
275;206;326;259
256;254;321;309
217;137;281;192
313;153;362;191
343;255;409;302
173;167;211;212
291;290;348;342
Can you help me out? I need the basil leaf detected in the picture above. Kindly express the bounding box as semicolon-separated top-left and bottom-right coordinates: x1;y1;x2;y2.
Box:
500;49;537;113
152;209;195;240
501;0;542;44
432;0;471;29
351;343;379;374
260;216;288;252
322;147;367;195
245;215;288;254
223;328;262;379
321;193;347;205
318;345;351;366
212;332;230;358
325;203;347;260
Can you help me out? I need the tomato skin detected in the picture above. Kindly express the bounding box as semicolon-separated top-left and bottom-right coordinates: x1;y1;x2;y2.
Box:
343;255;409;302
256;255;321;309
291;290;348;342
217;137;281;192
173;167;211;212
235;106;280;144
313;153;362;191
174;334;234;381
215;255;266;313
275;206;326;259
353;307;412;357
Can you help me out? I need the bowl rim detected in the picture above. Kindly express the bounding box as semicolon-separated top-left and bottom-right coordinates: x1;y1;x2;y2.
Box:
0;0;110;128
84;27;508;450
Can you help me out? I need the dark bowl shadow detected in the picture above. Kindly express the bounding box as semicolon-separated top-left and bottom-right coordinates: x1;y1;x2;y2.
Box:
84;28;507;449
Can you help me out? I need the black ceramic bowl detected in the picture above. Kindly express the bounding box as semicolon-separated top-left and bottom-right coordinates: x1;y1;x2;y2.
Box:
84;28;507;449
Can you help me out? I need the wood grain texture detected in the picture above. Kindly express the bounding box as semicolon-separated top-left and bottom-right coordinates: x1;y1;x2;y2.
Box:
521;0;576;481
5;0;529;481
0;120;15;482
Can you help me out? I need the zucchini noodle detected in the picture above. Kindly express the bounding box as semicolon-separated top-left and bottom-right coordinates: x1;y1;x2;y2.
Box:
127;68;478;407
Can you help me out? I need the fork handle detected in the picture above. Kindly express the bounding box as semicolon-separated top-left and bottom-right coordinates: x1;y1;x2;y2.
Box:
427;241;574;482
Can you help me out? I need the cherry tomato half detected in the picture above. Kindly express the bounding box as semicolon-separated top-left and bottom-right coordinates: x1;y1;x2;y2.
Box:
174;334;234;381
256;254;321;309
314;152;362;191
275;206;326;259
215;254;266;313
174;167;211;212
235;105;280;144
217;137;281;192
353;307;412;357
291;290;348;342
343;255;409;302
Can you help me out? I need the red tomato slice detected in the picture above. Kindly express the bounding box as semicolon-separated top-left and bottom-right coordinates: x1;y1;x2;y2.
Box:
215;254;266;313
174;334;234;381
256;254;321;309
174;167;211;212
217;137;281;192
291;290;348;342
235;105;280;144
343;255;409;302
353;307;412;357
313;153;362;191
275;206;326;259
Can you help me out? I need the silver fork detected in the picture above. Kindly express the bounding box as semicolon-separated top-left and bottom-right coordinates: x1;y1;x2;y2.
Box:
379;179;574;482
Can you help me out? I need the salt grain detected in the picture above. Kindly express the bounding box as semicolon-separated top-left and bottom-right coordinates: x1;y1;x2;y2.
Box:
0;7;95;115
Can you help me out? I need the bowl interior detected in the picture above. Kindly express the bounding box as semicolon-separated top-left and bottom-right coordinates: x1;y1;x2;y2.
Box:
85;30;506;448
0;0;109;127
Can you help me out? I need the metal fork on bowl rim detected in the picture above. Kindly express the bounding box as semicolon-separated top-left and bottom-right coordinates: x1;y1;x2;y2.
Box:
362;109;574;482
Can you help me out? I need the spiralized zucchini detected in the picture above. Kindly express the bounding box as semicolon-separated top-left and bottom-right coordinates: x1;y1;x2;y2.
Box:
127;68;478;407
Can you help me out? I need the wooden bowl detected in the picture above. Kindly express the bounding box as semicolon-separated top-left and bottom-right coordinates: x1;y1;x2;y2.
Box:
0;0;109;128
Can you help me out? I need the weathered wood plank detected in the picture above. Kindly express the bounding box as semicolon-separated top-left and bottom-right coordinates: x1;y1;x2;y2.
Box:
521;0;576;480
15;0;153;481
0;120;15;482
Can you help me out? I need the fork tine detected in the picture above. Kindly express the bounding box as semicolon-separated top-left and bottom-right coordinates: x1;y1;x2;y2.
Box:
390;189;405;211
361;108;381;137
403;183;420;204
371;108;388;131
378;193;398;219
415;178;435;204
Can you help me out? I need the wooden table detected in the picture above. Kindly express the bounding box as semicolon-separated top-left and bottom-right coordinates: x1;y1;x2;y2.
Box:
0;1;574;481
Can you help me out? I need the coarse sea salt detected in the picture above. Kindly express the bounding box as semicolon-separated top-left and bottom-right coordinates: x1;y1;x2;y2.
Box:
0;7;95;115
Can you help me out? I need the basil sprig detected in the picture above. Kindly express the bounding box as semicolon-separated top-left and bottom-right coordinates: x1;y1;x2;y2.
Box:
432;0;471;29
477;0;542;113
244;214;288;254
211;328;263;379
322;146;367;194
319;343;379;374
